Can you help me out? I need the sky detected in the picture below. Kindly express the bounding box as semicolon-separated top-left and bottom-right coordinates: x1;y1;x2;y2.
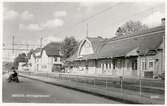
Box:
3;1;165;61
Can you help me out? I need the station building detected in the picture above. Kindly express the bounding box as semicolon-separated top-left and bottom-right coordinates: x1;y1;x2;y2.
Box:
66;25;165;78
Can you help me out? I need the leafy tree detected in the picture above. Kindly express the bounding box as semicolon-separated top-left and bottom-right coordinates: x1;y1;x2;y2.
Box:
27;49;34;59
61;36;78;59
13;53;28;69
115;20;148;36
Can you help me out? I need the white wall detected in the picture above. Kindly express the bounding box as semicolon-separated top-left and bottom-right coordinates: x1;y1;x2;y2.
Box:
40;50;53;72
79;40;94;56
137;55;160;78
29;55;36;72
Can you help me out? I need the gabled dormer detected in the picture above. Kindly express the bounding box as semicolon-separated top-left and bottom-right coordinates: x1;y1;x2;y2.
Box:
77;38;94;57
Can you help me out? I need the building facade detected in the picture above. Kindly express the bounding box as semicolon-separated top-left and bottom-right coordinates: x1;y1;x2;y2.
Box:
28;42;63;72
66;25;165;78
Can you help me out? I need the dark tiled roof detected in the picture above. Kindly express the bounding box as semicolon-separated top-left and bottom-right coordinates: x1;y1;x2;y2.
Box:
87;36;106;53
158;40;164;50
66;37;105;61
99;31;163;58
33;48;42;58
110;26;164;41
67;25;165;61
34;48;42;53
43;42;62;57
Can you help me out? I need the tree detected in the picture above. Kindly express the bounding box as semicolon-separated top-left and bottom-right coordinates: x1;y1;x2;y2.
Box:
61;36;78;59
13;53;28;69
115;20;148;36
27;49;34;59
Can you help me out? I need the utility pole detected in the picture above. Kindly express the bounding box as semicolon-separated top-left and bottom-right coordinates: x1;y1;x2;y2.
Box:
3;36;40;62
86;23;89;37
12;35;15;54
40;36;43;48
27;44;29;52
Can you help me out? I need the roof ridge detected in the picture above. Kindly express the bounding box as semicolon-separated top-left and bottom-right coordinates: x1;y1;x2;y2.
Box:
107;26;165;43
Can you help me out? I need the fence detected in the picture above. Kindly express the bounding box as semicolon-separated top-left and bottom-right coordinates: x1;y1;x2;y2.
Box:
19;71;164;103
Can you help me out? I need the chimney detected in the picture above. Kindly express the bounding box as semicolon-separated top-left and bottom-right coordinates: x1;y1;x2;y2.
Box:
161;18;165;26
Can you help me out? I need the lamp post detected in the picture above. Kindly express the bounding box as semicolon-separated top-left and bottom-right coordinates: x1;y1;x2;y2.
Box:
134;37;143;97
121;56;125;101
139;54;142;96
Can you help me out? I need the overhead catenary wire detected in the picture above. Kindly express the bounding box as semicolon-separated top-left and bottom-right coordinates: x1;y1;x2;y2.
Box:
101;5;161;35
3;35;43;62
57;3;162;37
4;3;122;62
55;2;121;36
3;3;163;62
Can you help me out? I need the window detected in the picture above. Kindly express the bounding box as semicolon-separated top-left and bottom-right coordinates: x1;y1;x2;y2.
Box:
86;64;88;70
113;62;116;69
127;60;131;68
54;57;57;62
132;59;137;70
141;59;147;70
57;57;60;62
148;59;154;69
101;63;104;70
106;63;108;69
80;41;93;55
85;42;90;48
109;63;111;69
117;60;121;69
149;62;153;68
42;65;47;69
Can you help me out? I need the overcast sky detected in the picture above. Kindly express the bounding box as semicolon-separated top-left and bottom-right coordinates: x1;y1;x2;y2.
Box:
3;1;165;46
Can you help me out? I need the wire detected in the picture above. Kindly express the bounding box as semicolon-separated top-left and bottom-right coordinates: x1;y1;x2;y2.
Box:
101;5;162;35
3;48;31;51
56;3;162;38
55;2;121;36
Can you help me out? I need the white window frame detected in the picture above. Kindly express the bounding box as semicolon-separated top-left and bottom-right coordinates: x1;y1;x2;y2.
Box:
107;63;110;69
141;58;147;71
101;64;103;70
148;59;154;70
105;63;108;70
54;57;57;62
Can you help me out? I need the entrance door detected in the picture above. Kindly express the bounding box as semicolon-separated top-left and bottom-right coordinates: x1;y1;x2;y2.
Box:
132;58;138;76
